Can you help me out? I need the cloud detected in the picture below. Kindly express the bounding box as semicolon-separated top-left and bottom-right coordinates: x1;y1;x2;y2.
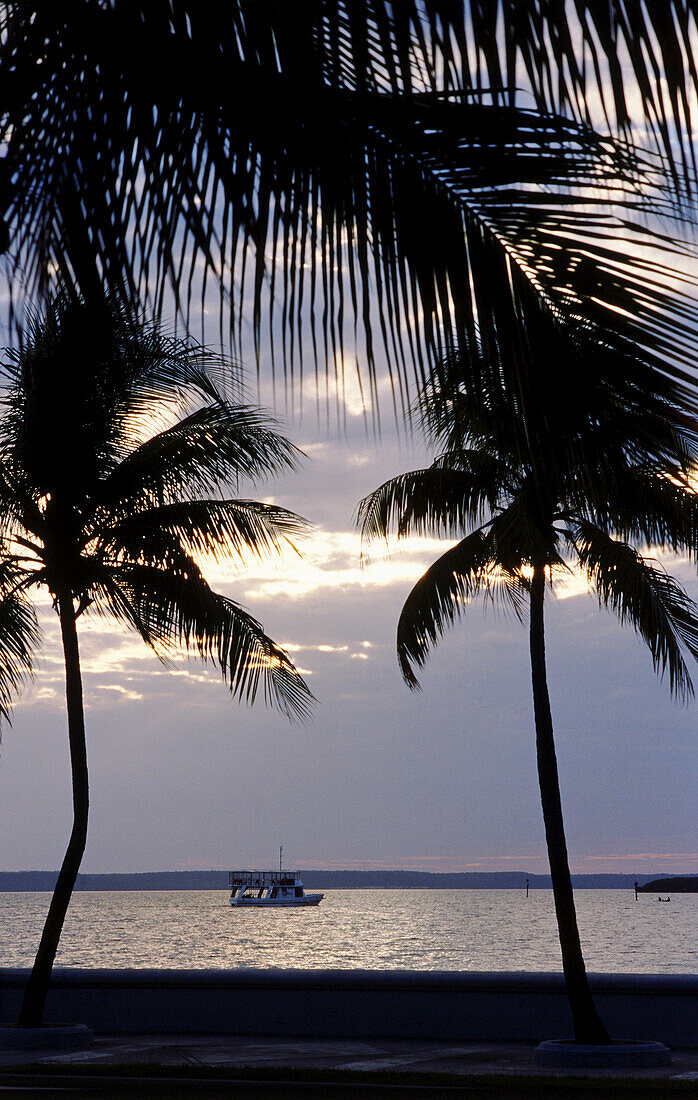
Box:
282;643;350;654
204;529;455;600
88;685;145;704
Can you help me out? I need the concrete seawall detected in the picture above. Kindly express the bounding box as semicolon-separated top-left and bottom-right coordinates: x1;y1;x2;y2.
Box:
1;970;695;1046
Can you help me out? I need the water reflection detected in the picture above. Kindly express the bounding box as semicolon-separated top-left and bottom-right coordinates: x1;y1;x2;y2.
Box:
0;889;695;972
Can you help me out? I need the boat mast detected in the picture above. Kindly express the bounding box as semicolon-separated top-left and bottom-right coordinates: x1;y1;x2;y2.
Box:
279;845;283;874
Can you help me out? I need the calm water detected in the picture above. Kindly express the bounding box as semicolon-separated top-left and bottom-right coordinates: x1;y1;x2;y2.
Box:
1;889;695;973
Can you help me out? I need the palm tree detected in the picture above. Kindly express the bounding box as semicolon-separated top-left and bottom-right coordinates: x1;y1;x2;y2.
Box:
2;1;698;413
0;295;313;1028
357;319;698;1043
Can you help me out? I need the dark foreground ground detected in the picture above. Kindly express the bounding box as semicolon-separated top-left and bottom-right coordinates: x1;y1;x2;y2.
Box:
1;1035;698;1097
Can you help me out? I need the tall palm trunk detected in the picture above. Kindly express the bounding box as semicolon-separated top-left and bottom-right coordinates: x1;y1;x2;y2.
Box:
17;590;88;1027
529;561;611;1044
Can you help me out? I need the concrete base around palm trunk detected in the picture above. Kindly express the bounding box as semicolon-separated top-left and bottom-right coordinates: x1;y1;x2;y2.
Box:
0;970;695;1048
0;1023;92;1052
534;1038;672;1067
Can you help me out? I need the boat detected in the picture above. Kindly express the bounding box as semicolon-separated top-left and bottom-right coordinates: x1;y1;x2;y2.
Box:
228;869;324;907
228;850;324;907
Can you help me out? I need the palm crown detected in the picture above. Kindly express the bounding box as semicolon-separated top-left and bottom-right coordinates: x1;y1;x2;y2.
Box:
0;296;313;721
360;324;698;697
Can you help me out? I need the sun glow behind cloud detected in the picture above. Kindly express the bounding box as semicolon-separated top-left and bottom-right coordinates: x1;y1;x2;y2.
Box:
205;529;456;599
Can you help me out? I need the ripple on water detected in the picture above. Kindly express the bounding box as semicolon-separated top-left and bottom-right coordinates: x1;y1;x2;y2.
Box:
0;889;695;971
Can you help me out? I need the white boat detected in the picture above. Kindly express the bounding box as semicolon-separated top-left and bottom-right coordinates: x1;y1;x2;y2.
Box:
228;868;324;907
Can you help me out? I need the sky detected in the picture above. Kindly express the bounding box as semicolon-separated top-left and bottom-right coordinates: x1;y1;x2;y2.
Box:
1;20;697;878
0;358;696;878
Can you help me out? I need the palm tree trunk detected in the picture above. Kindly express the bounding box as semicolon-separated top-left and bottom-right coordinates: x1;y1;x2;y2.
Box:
17;590;88;1027
529;560;611;1044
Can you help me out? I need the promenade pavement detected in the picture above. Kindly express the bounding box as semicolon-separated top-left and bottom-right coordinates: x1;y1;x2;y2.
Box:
1;1035;698;1096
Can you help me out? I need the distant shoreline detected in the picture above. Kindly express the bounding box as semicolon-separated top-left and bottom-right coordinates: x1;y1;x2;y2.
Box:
0;870;694;891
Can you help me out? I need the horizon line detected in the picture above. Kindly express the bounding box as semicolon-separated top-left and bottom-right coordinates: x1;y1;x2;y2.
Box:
2;867;695;877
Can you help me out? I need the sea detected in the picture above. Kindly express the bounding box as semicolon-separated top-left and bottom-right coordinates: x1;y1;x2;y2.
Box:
1;889;695;973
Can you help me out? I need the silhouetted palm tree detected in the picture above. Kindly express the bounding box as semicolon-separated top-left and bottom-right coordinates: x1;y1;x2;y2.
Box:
358;319;698;1043
0;296;313;1027
3;1;698;409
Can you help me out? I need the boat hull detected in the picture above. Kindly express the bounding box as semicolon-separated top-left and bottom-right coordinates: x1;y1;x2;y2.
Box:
229;893;324;908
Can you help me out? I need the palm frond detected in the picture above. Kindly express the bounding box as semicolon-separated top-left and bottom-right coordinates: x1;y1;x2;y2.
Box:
98;563;314;722
93;405;302;520
357;461;512;549
97;499;307;569
0;454;45;543
576;464;698;553
396;527;518;688
0;561;40;724
500;1;698;180
416;267;698;496
576;520;698;700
